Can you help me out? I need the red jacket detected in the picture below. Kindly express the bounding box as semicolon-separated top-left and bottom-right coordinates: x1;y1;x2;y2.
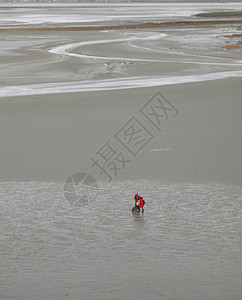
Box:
139;198;144;207
135;194;139;204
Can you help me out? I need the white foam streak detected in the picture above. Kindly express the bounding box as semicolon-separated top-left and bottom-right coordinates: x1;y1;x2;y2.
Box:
49;35;241;66
151;148;174;152
49;34;167;62
1;70;242;98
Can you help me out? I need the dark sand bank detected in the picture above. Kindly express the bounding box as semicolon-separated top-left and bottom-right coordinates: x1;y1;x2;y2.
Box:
1;19;242;32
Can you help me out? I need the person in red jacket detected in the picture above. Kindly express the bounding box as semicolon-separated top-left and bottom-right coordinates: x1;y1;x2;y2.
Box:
134;194;140;212
139;197;145;213
134;194;139;204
